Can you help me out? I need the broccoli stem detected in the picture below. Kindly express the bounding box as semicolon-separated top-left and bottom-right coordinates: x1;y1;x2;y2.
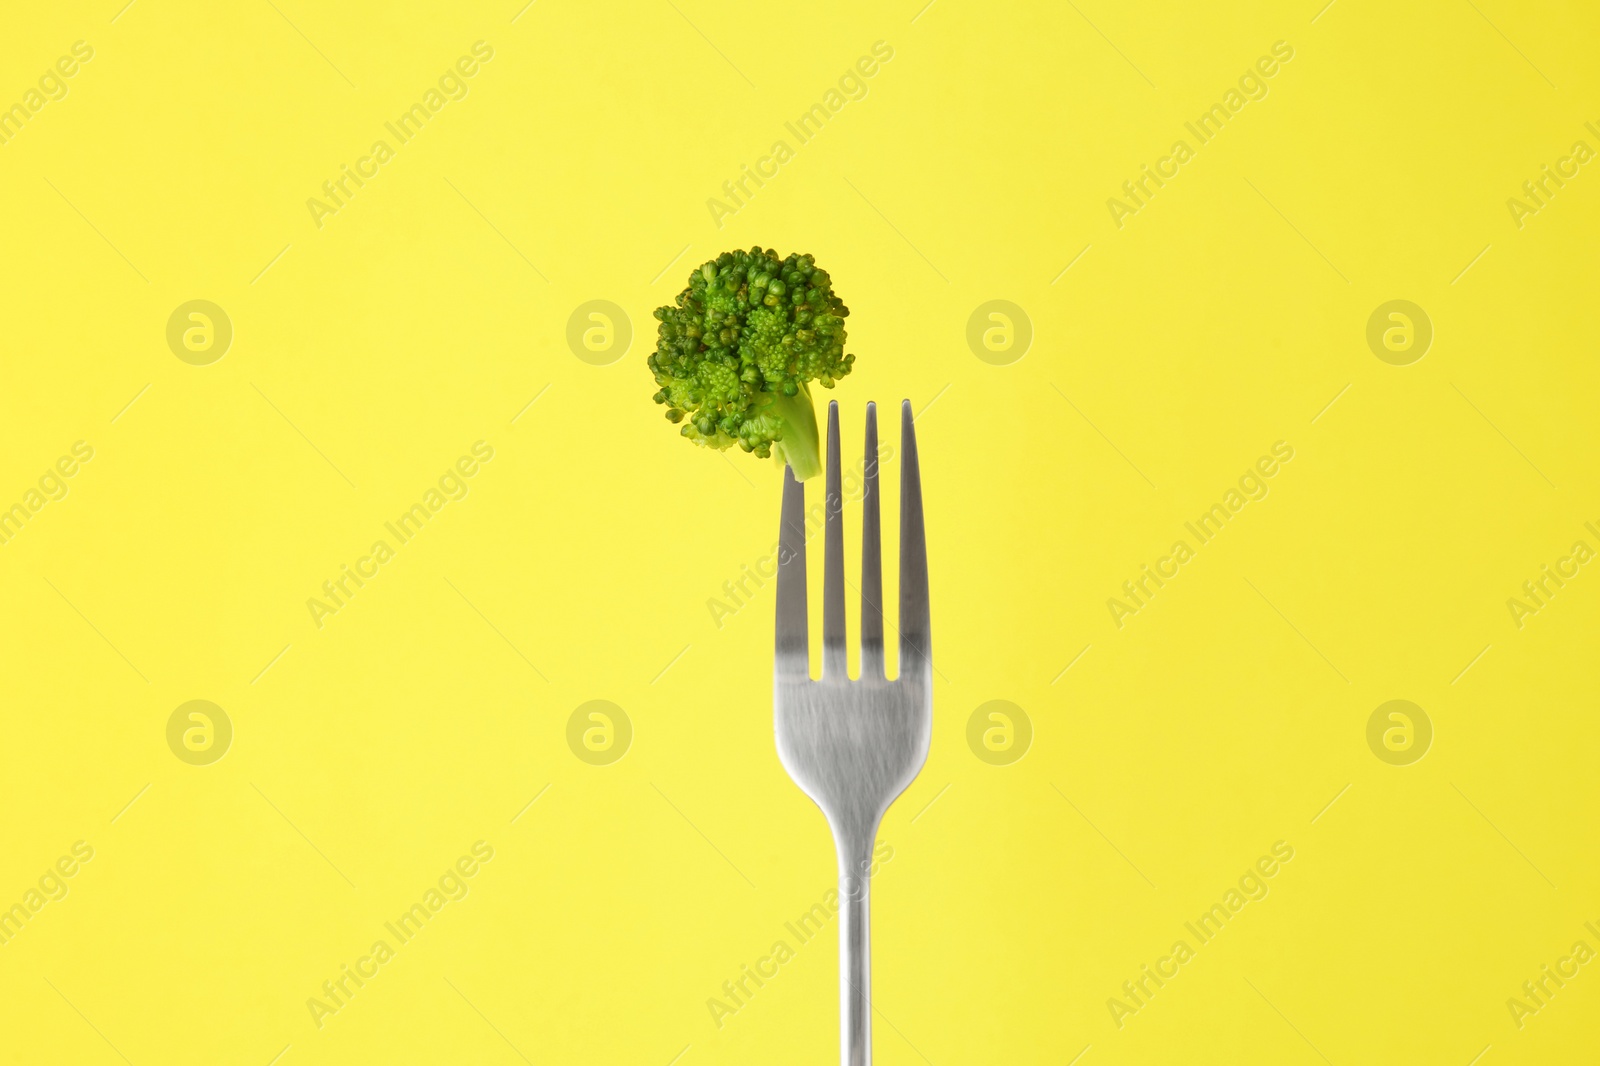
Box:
767;385;823;481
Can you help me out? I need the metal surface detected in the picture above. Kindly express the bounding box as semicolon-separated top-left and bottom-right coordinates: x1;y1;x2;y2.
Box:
774;399;932;1066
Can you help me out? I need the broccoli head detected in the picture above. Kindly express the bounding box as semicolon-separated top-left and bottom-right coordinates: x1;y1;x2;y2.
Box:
648;246;855;481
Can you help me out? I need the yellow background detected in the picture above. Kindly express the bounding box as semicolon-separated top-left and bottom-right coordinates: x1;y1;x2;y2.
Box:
1;0;1597;1063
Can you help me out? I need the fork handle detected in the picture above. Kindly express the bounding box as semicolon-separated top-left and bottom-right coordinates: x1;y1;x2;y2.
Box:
838;834;874;1066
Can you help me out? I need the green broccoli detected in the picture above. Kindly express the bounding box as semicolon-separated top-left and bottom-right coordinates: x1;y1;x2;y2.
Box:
648;246;855;481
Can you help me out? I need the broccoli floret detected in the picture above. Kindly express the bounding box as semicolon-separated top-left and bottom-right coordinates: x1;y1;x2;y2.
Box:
648;246;855;481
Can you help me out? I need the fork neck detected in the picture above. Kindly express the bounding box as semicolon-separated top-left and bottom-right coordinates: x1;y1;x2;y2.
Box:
835;825;880;1066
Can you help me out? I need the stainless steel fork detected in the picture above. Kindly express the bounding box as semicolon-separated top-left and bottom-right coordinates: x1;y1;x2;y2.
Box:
774;399;932;1066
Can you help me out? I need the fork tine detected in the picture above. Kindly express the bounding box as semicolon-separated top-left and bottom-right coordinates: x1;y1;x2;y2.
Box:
822;401;847;679
775;464;808;678
859;402;884;679
899;400;931;681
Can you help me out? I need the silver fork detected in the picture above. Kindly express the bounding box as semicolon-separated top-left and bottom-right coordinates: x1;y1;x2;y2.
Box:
774;399;932;1066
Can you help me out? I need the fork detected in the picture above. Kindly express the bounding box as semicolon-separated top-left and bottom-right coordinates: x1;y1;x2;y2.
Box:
775;398;932;1066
